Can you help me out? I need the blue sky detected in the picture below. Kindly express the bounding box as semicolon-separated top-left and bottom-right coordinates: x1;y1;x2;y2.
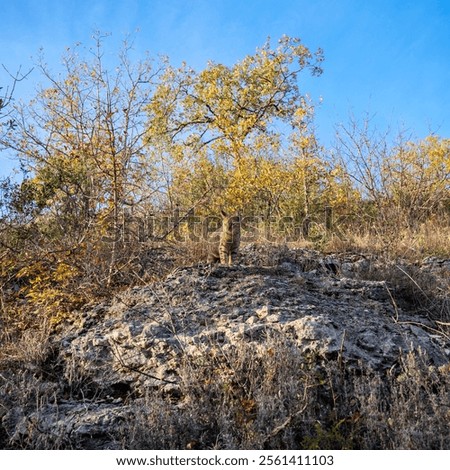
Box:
1;0;450;177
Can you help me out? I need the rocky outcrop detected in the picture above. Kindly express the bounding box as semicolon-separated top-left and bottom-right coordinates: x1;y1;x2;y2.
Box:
1;245;449;449
61;260;448;386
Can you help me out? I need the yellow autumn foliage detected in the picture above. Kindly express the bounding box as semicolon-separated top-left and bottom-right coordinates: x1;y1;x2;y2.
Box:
1;34;448;330
384;136;450;221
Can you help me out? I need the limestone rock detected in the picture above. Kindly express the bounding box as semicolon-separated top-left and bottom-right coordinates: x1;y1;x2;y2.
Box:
2;246;449;449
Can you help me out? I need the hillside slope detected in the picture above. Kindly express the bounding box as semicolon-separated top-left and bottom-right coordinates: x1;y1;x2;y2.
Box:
1;246;449;449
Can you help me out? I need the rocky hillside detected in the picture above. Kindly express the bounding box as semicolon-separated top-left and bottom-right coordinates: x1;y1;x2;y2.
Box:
1;245;449;449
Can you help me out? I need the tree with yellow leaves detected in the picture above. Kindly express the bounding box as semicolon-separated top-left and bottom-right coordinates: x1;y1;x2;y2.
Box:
145;36;324;216
1;35;165;318
335;116;450;239
384;136;450;226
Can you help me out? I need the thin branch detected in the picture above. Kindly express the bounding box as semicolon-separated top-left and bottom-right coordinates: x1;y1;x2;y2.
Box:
110;339;179;384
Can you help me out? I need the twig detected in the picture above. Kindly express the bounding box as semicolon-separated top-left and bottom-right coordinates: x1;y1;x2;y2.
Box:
338;329;346;371
384;282;399;322
395;320;450;341
263;401;310;445
109;339;178;384
395;264;432;303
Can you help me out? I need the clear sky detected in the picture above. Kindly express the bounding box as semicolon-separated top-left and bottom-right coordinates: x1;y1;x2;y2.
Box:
1;0;450;177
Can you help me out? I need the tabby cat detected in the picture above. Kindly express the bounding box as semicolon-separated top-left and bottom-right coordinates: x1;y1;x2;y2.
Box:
207;210;241;265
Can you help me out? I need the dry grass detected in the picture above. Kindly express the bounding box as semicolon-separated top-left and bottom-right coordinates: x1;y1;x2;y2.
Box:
0;306;449;449
0;211;448;449
325;216;450;260
120;336;450;450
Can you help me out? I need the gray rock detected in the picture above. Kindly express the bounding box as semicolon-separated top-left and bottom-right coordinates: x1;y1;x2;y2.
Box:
58;258;448;387
2;246;449;449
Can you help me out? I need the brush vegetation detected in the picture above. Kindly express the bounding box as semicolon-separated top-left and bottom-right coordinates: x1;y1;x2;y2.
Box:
0;34;449;449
